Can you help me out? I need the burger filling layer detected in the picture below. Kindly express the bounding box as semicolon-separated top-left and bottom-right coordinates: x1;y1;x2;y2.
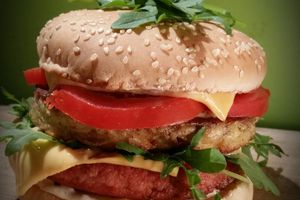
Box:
49;163;236;200
29;98;257;153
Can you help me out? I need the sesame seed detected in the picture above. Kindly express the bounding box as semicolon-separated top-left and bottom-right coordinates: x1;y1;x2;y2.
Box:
86;79;93;84
133;70;141;76
89;22;97;26
185;48;194;53
189;59;197;66
182;67;188;74
73;47;80;55
233;65;240;71
175;37;181;44
56;25;62;31
115;46;124;54
62;73;68;78
152;61;159;68
120;30;125;34
90;53;98;62
126;29;133;34
80;27;86;33
122;56;129;64
206;57;218;66
146;25;152;30
56;48;62;56
74;35;80;43
167;68;174;76
174;70;180;76
200;72;205;79
46;57;51;63
105;29;112;35
98;38;104;46
103;47;109;55
176;55;182;63
160;43;173;52
90;29;96;35
97;28;104;34
255;59;259;65
127;46;132;54
212;48;221;58
158;78;166;84
107;37;116;45
70;21;76;26
112;33;118;39
83;34;92;41
257;64;262;71
183;58;189;66
239;70;244;78
144;39;150;46
150;52;157;60
155;34;162;41
191;66;199;73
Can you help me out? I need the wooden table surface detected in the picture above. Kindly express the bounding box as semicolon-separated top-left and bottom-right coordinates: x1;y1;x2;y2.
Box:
0;106;300;200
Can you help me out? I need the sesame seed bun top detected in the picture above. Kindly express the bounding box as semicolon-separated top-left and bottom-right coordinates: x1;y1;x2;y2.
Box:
37;9;267;94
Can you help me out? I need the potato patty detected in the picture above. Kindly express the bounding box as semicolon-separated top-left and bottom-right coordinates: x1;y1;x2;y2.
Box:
29;99;257;152
50;163;234;200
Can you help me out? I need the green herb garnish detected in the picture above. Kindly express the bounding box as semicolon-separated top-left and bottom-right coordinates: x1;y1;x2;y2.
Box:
0;89;85;155
97;0;235;34
214;192;221;200
227;152;280;196
243;133;286;167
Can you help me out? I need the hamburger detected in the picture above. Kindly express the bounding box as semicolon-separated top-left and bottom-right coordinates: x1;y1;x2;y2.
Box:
0;6;281;200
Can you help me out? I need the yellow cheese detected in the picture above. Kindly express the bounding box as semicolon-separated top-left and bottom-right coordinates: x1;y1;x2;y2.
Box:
170;92;236;121
9;140;179;196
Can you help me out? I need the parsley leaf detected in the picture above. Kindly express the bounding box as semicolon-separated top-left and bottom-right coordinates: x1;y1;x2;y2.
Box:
214;192;221;200
183;148;226;173
189;128;205;148
243;133;286;167
97;0;235;34
184;168;206;200
0;121;56;156
227;152;280;196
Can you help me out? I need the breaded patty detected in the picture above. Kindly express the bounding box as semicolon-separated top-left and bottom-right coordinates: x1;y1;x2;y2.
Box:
50;163;234;200
29;99;257;153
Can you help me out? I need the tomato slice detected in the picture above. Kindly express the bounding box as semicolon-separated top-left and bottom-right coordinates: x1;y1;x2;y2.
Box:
24;67;47;86
229;87;270;117
47;85;206;130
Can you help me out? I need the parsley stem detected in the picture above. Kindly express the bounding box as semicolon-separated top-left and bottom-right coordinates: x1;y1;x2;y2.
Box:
222;169;250;184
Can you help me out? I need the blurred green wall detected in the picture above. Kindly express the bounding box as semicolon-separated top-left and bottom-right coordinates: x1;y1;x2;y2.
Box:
0;0;299;130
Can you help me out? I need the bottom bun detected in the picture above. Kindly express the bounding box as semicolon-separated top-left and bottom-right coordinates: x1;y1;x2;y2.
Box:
20;179;253;200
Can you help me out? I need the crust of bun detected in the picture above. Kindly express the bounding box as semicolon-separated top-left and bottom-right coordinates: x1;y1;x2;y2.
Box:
21;179;253;200
37;10;266;93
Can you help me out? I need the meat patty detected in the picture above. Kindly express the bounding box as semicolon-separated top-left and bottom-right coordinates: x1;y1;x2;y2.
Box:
50;163;234;200
29;98;257;153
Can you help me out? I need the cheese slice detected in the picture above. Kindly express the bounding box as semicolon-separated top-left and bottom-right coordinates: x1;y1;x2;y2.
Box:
169;92;236;121
9;140;179;196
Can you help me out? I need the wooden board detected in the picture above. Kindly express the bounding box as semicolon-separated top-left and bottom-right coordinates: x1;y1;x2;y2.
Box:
0;106;300;199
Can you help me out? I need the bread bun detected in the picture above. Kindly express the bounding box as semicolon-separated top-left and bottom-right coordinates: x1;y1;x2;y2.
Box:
37;10;266;94
20;179;253;200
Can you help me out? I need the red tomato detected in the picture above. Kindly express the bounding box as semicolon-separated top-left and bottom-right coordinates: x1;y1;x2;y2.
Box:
47;85;206;130
229;87;270;117
24;67;47;86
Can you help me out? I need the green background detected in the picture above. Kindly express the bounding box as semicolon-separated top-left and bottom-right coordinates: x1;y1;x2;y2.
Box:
0;0;299;130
